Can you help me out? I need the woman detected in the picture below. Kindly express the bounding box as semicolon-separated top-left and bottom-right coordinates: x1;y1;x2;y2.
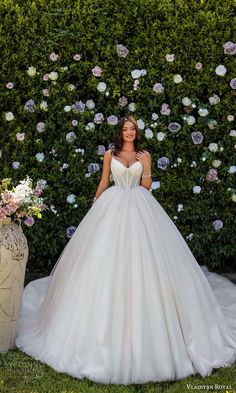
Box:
16;117;236;385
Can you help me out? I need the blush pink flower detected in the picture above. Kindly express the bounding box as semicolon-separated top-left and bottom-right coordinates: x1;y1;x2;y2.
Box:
16;133;25;141
92;66;102;77
73;54;81;61
118;96;128;107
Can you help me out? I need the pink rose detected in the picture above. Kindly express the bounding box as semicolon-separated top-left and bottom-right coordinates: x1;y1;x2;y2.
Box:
118;96;128;107
92;66;102;77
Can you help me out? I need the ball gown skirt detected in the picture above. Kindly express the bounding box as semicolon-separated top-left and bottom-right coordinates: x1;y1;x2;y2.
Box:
15;156;236;385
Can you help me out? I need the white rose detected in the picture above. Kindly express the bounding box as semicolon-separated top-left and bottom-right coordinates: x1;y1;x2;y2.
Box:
27;66;36;76
5;111;14;121
208;142;218;152
64;105;71;112
151;181;160;190
208;120;218;129
182;97;192;106
209;94;220;105
157;132;166;141
140;69;147;76
177;204;184;212
97;82;107;92
145;128;153;139
152;113;159;120
68;84;75;91
48;71;58;80
86;100;95;110
173;74;183;83
229;130;236;137
35;152;45;162
193;185;201;194
137;119;145;130
85;122;95;130
186;115;196;125
215;65;227;76
40;101;48;110
228;165;236;174
128;103;136;112
177;157;182;163
165;54;175;62
131;69;142;79
212;160;221;168
198;108;209;117
231;194;236;202
67;194;76;204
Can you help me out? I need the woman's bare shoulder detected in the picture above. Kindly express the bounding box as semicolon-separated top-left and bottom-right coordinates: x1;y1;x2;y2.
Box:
103;149;113;162
104;149;113;157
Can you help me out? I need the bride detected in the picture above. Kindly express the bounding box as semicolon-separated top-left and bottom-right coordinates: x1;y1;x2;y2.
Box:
16;116;236;385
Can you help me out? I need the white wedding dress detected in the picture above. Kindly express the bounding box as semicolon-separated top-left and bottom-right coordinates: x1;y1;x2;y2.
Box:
15;155;236;385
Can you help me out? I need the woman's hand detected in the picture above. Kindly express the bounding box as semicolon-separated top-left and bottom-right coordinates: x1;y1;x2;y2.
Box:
136;150;151;169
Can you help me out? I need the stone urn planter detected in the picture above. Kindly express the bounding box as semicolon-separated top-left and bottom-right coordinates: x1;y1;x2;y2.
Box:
0;217;29;352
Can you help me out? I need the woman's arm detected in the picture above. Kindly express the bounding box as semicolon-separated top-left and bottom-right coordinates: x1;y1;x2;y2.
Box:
93;150;112;203
140;150;152;190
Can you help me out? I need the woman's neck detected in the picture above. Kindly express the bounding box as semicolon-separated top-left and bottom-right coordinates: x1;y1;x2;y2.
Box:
121;141;135;152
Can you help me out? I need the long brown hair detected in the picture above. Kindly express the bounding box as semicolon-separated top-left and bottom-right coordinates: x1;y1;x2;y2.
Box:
111;116;143;156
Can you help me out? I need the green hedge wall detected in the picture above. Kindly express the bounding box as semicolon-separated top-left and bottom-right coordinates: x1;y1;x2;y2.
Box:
1;0;236;276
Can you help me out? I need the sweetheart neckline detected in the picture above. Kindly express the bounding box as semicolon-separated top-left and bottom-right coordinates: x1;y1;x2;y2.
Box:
112;157;142;169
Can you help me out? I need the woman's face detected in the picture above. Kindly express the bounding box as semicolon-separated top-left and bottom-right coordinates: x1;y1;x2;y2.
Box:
122;121;137;142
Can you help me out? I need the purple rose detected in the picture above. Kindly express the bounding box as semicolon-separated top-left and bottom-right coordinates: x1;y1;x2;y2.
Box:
72;100;85;113
97;145;106;155
191;131;203;144
94;113;104;124
153;83;164;93
223;41;236;55
213;219;223;231
157;157;170;170
24;99;35;112
49;52;58;61
107;115;118;125
66;132;77;143
36;122;45;132
92;66;102;77
72;120;78;126
88;163;100;173
230;78;236;89
24;216;35;227
160;103;170;115
168;122;181;132
12;161;20;169
66;226;77;238
206;168;218;182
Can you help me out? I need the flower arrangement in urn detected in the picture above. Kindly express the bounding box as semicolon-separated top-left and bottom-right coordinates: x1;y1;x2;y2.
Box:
0;176;47;352
0;176;47;226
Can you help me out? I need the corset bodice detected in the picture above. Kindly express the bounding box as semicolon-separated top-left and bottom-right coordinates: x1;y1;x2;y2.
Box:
110;156;143;189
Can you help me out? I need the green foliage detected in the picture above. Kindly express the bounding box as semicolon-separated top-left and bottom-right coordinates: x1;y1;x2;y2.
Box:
0;0;235;274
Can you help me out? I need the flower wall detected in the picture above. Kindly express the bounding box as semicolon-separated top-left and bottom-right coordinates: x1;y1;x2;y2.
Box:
1;0;235;275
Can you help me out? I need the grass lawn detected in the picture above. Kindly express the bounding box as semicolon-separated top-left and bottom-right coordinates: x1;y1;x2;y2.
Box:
0;349;235;393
